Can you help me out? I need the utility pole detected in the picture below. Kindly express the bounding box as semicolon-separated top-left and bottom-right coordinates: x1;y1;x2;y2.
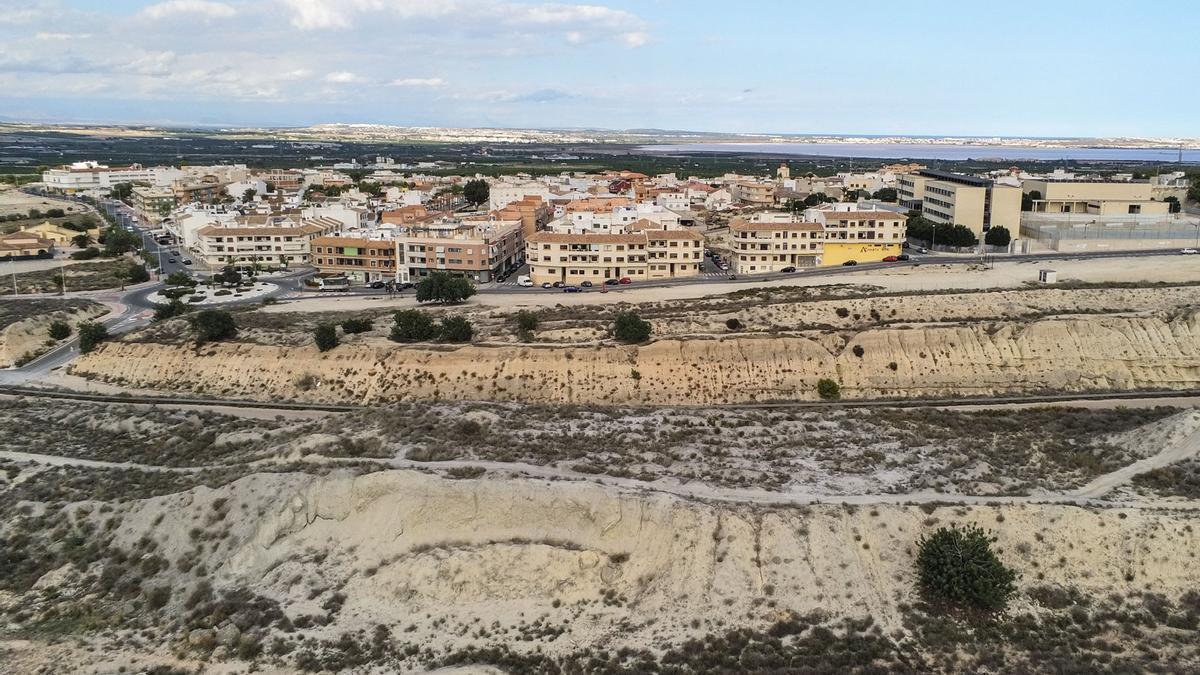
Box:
10;257;16;296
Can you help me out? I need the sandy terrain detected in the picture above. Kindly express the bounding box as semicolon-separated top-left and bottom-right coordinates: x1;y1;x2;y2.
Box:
0;299;109;367
0;186;88;218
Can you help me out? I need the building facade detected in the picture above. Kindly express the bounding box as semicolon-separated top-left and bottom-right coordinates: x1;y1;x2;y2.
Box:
193;220;329;268
525;229;703;285
1022;179;1171;216
311;236;400;283
397;217;523;283
132;186;178;225
805;204;908;265
900;170;1020;238
729;220;824;273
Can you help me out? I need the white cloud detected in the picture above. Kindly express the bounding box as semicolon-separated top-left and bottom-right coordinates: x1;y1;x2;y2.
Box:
389;77;445;87
323;71;363;84
621;31;648;48
139;1;237;21
564;31;583;44
35;32;92;41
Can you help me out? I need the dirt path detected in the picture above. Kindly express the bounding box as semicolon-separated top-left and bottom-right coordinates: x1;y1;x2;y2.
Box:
7;422;1200;510
1069;427;1200;499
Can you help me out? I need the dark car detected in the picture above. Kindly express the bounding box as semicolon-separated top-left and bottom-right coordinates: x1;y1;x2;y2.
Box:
897;254;911;261
368;281;385;289
182;259;193;265
842;260;858;266
581;280;593;287
552;281;566;288
562;285;582;293
727;274;737;280
398;282;415;290
604;278;619;285
168;257;176;263
780;266;796;273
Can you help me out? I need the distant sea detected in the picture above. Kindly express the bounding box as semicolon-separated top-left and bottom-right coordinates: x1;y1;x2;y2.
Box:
636;142;1200;163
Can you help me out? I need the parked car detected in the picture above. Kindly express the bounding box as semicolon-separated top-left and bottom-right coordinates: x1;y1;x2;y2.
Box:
552;281;566;288
167;257;176;263
562;285;582;293
727;274;737;280
618;277;632;284
580;280;593;287
780;266;796;273
842;260;858;266
603;278;619;286
541;282;552;289
896;254;911;261
882;255;899;262
915;246;928;254
718;263;730;271
182;259;193;265
517;275;534;287
1181;248;1199;255
368;281;385;289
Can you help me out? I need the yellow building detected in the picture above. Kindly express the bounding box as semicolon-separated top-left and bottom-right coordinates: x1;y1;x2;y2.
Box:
0;231;55;257
526;228;703;285
805;205;907;265
20;221;101;245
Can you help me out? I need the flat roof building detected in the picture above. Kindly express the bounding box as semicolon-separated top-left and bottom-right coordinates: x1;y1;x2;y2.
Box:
899;170;1020;240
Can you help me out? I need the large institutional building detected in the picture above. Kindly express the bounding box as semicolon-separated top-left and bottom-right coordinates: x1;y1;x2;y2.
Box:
899;169;1021;238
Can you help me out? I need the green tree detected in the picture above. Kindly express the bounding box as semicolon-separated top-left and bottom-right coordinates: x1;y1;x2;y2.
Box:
47;320;71;341
111;266;130;290
1188;184;1200;204
242;188;257;202
314;324;338;352
101;226;140;256
415;272;476;304
871;187;898;202
513;310;539;341
189;309;237;343
212;266;242;286
1022;189;1042;211
77;322;108;353
127;263;150;284
916;524;1017;611
613;311;651;343
463;178;490;206
390;310;437;342
70;232;94;249
817;378;841;400
438;316;474;342
984;226;1011;247
1164;196;1182;213
109;182;134;200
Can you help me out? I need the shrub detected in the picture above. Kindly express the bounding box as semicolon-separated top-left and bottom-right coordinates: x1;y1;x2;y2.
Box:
917;524;1017;611
78;321;108;354
189;309;237;343
47;320;72;341
165;272;195;287
513;310;539;333
153;299;190;322
725;318;743;331
415;272;476;304
390;310;437;342
852;345;865;358
835;307;850;318
613;311;651;343
161;287;192;300
213;289;232;296
71;247;101;260
439;316;474;343
817;378;840;400
340;317;373;334
313;324;338;352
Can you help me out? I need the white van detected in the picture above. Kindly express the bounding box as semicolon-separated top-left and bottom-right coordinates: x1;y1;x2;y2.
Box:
516;275;533;287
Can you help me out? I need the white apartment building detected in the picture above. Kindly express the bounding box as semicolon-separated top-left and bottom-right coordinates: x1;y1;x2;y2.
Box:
42;162;162;193
192;216;339;268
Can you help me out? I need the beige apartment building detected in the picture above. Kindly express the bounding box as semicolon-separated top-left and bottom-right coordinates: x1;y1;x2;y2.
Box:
398;217;523;283
131;185;178;225
525;228;703;285
193;217;336;267
729;220;824;273
311;235;399;283
899;170;1020;238
1022;179;1171;215
730;181;777;206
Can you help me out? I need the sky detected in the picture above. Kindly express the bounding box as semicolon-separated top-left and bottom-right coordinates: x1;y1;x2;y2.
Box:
0;0;1198;137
